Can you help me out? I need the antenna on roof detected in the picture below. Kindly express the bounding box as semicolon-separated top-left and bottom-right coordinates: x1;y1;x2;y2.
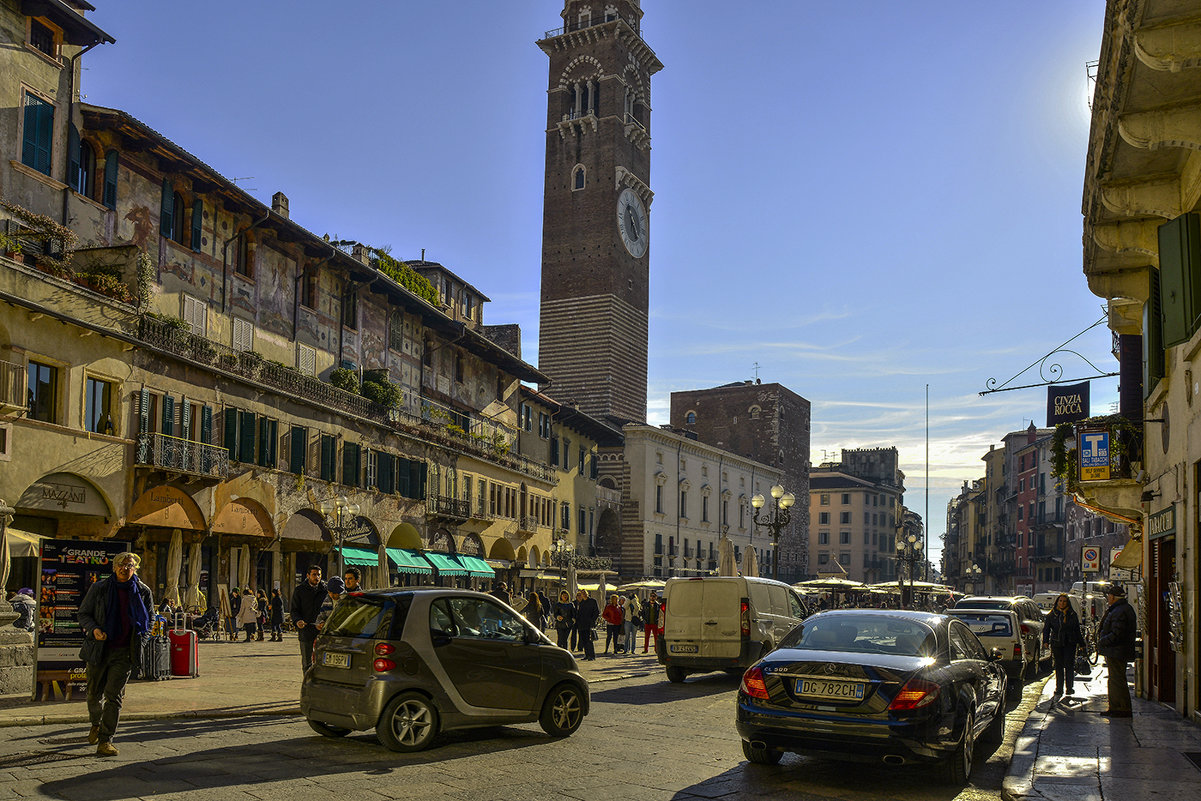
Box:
231;177;257;191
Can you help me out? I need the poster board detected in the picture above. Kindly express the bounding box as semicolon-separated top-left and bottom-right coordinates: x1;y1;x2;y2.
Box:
217;584;231;619
34;539;130;701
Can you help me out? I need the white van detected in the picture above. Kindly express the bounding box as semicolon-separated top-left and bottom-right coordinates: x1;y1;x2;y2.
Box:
658;576;809;683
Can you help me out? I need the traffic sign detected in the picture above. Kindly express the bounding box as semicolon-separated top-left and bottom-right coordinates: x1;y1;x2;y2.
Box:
1082;546;1100;573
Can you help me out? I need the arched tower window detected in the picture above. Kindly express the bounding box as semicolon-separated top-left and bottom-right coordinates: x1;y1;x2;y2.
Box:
685;411;696;424
749;405;761;420
572;165;586;190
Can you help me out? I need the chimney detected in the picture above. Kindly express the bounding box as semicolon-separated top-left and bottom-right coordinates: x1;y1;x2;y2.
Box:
351;243;370;265
272;192;289;219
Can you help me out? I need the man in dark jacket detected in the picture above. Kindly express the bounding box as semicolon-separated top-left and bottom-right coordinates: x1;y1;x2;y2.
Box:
77;551;154;757
1096;585;1138;717
291;565;327;671
574;589;600;661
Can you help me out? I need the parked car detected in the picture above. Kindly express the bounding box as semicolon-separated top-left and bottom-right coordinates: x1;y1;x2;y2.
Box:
735;609;1007;785
659;576;809;683
945;608;1027;686
301;588;589;752
953;595;1048;670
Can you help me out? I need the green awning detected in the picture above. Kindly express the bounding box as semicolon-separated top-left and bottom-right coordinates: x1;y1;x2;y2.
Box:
338;546;380;566
386;548;433;575
455;554;495;577
423;551;468;576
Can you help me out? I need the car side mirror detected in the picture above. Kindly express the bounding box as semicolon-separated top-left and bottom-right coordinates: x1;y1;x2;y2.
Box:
524;628;542;645
430;629;453;647
988;647;1005;662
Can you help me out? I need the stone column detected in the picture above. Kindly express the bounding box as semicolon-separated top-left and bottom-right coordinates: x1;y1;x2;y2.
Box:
0;500;35;695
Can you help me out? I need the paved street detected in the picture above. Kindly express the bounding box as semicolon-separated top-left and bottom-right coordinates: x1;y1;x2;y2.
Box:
0;664;1046;801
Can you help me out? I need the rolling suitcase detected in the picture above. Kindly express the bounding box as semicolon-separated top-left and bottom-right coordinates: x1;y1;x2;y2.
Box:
139;634;170;680
169;618;199;677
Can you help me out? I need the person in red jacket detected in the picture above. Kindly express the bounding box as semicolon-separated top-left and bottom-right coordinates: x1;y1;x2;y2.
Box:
602;594;623;655
642;590;663;654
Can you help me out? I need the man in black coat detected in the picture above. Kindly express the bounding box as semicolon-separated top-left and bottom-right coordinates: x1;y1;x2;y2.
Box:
1096;585;1138;717
290;565;327;671
574;589;600;661
77;552;154;757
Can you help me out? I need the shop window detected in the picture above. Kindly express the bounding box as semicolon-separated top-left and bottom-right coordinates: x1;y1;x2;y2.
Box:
84;377;114;434
26;360;57;423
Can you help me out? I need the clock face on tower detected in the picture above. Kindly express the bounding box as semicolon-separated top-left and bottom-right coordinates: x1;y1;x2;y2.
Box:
616;187;649;258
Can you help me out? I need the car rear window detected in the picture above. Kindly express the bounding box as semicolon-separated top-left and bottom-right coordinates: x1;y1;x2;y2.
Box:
780;614;936;656
955;599;1010;611
949;611;1013;638
323;594;402;638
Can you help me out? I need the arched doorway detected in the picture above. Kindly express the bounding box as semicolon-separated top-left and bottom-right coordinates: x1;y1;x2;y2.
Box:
595;507;621;557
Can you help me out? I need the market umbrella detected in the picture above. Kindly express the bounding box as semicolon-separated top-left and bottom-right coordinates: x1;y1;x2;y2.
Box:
377;544;389;589
238;545;251;589
598;574;607;605
717;536;736;577
0;519;10;596
184;541;203;610
165;529;183;606
567;562;577;597
617;580;667;592
742;545;759;578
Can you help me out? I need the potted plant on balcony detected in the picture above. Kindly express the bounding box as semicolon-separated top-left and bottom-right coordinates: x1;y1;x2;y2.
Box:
0;232;23;263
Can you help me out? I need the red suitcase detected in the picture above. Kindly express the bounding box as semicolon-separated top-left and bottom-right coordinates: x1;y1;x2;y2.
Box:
169;628;199;677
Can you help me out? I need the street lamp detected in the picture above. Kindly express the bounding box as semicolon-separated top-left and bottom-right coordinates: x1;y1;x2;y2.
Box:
894;529;924;609
751;484;795;581
966;563;983;595
317;495;360;575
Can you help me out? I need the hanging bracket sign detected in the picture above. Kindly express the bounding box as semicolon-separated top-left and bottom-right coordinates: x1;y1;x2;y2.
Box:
1078;428;1111;481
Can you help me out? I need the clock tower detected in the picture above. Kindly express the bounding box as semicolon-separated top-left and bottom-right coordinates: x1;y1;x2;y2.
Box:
537;1;662;423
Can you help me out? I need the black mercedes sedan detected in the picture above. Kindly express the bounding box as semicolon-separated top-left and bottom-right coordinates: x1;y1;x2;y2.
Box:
735;609;1007;784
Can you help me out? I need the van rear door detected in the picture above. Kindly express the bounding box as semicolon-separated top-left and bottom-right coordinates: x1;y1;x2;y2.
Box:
699;580;742;659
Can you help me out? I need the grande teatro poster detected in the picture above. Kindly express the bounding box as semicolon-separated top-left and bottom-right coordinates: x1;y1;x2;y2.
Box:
34;539;129;701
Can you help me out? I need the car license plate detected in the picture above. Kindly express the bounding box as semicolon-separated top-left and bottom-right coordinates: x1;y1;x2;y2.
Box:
671;644;698;653
322;652;349;669
797;678;865;700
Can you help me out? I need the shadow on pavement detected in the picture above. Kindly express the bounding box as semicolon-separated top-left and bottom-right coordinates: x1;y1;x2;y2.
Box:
38;722;556;801
591;672;738;705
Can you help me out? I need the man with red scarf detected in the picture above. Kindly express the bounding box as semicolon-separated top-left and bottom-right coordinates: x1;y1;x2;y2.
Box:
78;552;154;756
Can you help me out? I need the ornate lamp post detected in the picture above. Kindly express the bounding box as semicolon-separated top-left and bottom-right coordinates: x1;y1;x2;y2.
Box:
317;495;360;575
551;531;574;590
895;528;924;608
751;484;795;581
966;563;983;595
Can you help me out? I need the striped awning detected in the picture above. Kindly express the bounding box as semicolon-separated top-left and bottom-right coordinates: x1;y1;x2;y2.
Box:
386;548;433;575
338;546;379;566
424;551;468;577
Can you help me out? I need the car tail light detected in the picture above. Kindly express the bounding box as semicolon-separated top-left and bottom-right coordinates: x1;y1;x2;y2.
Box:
1013;643;1022;659
373;658;396;672
374;642;396;656
741;666;770;700
1020;624;1031;637
889;678;940;711
740;599;750;637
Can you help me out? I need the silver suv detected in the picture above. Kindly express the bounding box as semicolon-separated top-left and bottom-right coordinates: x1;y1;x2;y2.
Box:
301;588;589;752
953;595;1048;679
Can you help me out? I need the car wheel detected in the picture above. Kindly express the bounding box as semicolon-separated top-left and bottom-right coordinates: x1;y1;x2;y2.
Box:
666;666;687;683
376;692;439;752
539;683;584;737
742;739;783;765
938;710;974;785
307;718;351;738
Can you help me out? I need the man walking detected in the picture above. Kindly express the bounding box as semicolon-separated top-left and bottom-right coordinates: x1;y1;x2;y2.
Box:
1096;584;1138;718
77;552;154;757
574;589;600;661
291;565;327;671
642;590;662;654
490;581;511;605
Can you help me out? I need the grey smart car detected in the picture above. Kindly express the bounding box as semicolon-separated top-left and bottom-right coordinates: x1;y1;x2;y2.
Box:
300;588;589;752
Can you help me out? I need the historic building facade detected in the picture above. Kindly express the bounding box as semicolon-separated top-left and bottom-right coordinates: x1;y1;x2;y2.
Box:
809;449;906;584
536;0;661;423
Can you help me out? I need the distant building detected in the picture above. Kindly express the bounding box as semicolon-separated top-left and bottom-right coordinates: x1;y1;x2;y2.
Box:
671;380;811;582
808;449;906;584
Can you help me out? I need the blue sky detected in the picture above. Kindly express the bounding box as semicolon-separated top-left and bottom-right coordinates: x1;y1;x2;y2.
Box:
81;1;1113;565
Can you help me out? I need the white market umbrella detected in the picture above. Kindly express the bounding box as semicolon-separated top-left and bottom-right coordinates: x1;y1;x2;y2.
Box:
238;545;251;589
598;574;607;605
742;545;759;578
165;529;183;606
717;536;736;577
184;541;203;610
568;562;578;597
0;508;11;595
377;544;389;589
617;580;666;592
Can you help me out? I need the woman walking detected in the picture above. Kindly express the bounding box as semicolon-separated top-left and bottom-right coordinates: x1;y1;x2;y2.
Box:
255;589;269;641
523;591;544;631
553;590;575;650
235;588;258;642
602;594;623;655
268;589;285;641
1043;593;1085;696
623;593;642;656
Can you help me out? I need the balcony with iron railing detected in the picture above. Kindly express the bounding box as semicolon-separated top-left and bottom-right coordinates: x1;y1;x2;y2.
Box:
544;14;632;39
426;495;470;520
134;432;228;479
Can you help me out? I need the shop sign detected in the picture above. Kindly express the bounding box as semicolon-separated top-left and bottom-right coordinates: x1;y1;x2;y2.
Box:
1148;505;1175;540
18;473;109;518
34;539;130;701
1081;545;1101;573
128;485;204;530
1078;429;1111;481
1047;381;1090;426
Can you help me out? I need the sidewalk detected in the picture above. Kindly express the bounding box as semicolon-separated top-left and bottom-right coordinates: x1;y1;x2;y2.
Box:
1003;662;1201;801
0;637;661;728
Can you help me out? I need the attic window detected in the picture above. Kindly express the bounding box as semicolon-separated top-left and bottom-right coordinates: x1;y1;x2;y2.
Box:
29;18;59;59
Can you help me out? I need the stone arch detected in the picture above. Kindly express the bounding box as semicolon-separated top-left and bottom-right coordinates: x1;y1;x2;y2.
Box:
385;522;422;550
528;545;540;567
595;507;621;556
429;528;455;554
126;484;205;531
212;497;275;539
459;532;484;557
599;476;617;490
558;55;603;89
488;538;516;561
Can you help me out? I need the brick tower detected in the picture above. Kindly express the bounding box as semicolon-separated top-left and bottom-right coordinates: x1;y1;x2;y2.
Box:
537;1;661;424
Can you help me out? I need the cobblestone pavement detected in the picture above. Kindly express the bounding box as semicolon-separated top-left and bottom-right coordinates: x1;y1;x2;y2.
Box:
0;668;1047;801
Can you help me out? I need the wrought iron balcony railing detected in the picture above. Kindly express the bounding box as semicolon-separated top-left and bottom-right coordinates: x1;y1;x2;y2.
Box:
135;432;228;479
427;495;470;519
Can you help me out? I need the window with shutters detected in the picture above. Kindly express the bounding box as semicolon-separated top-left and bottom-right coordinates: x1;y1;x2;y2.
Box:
319;434;337;481
183;295;207;337
343;442;361;487
454;352;464;383
579;446;586;474
296;343;317;377
21;92;54;176
590;453;598;479
342;287;358;330
257;417;277;467
377;452;395;494
102;150;119;209
302;271;319;311
232;318;254;352
190;199;204;253
366;449;378;489
289;426;307;474
234;237;253;278
28;17;61;58
396;457;426;500
550;436;559;465
26;361;58;423
561;502;571;531
70;136;95;198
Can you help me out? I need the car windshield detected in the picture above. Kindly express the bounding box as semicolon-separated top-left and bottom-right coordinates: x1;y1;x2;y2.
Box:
323;595;397;638
949;611;1013;638
779;614;936;656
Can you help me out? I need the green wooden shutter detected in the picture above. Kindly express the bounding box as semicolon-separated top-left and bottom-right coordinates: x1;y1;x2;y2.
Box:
102;151;119;209
320;435;335;481
550;437;559;465
160;177;174;239
1158;213;1201;347
139;387;150;433
397;457;411;498
258;417;270;466
180;397;191;439
289;426;306;474
1145;268;1166;398
415;460;427;498
200;405;213;444
191;199;204;253
223;408;238;456
67;123;81;192
378;454;395;494
22;95;53;176
161;395;174;436
239;411;256;463
343;443;360;487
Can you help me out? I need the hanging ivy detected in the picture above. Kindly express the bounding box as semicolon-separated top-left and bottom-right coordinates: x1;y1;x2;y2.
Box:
365;245;439;305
